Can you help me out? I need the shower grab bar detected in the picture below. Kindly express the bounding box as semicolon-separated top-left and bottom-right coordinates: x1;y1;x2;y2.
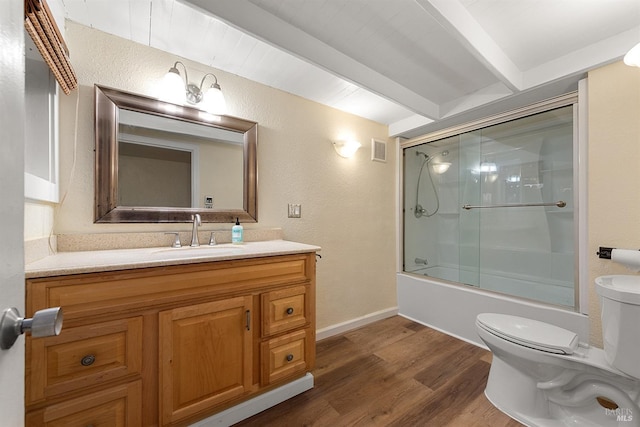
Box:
462;200;566;210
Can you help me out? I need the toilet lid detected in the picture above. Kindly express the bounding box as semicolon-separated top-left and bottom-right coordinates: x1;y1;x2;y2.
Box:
477;313;579;355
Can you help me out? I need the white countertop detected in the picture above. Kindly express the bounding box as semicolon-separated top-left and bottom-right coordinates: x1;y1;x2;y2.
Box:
25;240;321;278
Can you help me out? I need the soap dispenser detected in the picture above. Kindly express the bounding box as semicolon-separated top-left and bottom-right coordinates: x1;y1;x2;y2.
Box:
231;217;244;244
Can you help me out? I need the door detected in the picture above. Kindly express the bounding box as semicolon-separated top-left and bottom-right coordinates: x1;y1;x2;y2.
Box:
0;0;26;424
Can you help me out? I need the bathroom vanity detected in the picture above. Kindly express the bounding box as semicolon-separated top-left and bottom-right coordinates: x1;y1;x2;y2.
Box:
24;241;318;426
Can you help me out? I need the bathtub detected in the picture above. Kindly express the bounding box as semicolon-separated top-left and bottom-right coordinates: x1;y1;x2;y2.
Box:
397;272;589;347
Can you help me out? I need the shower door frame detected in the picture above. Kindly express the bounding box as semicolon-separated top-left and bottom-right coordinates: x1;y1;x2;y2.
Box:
397;88;588;314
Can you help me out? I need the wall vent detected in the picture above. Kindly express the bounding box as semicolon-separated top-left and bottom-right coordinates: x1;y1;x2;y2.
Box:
371;138;387;162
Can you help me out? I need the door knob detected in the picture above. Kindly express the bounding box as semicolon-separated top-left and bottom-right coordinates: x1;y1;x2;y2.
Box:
0;307;63;350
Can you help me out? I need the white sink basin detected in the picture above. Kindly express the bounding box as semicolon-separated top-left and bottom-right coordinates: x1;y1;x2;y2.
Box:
151;245;244;259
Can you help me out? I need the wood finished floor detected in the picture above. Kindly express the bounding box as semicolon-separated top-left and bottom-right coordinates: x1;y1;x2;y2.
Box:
236;316;522;427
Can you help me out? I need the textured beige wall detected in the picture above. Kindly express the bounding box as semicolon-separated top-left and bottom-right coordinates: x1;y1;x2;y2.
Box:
587;61;640;346
42;23;640;340
46;22;397;330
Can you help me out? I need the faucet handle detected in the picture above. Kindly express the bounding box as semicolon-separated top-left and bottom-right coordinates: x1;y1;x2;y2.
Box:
165;232;181;248
209;232;217;246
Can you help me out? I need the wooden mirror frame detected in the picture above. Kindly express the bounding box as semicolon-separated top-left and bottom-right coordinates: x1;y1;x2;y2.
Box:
94;85;257;223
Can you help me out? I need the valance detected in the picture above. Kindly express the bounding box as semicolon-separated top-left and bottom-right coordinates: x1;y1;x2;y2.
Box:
24;0;77;94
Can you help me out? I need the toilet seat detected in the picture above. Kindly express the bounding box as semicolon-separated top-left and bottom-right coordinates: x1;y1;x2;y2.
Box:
476;313;579;355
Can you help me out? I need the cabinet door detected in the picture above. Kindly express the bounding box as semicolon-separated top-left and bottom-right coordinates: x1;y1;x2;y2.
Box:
159;296;253;425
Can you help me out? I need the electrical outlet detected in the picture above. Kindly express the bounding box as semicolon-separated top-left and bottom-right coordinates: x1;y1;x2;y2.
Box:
288;203;301;218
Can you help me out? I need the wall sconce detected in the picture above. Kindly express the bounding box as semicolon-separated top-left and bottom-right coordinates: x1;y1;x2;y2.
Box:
624;42;640;67
479;161;497;173
431;162;451;174
333;139;361;158
161;61;227;114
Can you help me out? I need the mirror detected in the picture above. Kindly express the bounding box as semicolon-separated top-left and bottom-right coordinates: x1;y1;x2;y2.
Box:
95;85;257;223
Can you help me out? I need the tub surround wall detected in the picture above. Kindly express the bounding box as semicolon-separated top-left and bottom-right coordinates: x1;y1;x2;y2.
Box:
27;21;397;331
588;61;640;347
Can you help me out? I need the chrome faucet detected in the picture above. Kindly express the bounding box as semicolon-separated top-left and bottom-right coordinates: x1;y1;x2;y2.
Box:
190;214;201;247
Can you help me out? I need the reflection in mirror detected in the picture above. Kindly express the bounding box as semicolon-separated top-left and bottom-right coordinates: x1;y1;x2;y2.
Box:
95;85;257;223
117;109;244;209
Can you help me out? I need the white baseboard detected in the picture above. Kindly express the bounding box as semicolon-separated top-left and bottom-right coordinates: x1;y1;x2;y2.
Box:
316;307;398;341
190;373;314;427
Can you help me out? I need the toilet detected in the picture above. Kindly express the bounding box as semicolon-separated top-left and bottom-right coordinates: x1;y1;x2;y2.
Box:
476;275;640;427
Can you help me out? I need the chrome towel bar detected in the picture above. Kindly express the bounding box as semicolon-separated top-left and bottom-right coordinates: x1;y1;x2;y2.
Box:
462;201;566;210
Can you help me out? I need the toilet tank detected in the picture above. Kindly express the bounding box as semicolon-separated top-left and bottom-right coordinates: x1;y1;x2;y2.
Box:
596;275;640;379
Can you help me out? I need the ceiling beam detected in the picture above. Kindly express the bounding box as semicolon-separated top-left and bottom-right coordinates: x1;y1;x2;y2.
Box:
184;0;441;119
414;0;523;92
523;26;640;89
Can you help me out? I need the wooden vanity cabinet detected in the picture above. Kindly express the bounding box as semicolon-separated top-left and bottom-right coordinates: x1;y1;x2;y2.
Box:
25;252;316;426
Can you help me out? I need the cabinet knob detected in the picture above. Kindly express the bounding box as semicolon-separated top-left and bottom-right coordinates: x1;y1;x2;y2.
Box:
286;307;294;315
81;354;96;366
286;354;294;362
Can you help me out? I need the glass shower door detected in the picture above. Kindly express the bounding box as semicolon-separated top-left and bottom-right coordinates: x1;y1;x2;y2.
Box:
403;105;575;308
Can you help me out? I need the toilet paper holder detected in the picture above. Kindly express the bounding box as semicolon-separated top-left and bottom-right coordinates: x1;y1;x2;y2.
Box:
597;246;640;272
597;247;615;259
0;307;63;350
597;246;640;259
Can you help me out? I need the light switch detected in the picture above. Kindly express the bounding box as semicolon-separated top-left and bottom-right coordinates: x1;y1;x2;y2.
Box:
288;203;301;218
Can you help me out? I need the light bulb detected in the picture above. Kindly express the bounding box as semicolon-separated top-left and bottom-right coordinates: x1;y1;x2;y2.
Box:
202;85;227;115
161;69;186;105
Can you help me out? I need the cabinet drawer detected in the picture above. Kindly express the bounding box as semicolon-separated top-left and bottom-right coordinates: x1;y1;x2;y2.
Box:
26;380;142;427
26;317;143;404
261;329;310;385
262;285;308;336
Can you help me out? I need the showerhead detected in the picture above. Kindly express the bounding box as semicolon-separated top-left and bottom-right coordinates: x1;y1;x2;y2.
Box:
416;151;431;161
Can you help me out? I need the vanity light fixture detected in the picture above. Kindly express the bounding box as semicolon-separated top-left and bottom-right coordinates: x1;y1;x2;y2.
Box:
333;139;362;158
624;42;640;67
162;61;227;115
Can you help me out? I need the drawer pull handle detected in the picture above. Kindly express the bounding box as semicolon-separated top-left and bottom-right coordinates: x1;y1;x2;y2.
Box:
286;354;294;362
286;307;294;315
81;355;96;366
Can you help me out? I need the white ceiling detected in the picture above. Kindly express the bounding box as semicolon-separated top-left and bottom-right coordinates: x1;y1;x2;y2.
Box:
62;0;640;137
